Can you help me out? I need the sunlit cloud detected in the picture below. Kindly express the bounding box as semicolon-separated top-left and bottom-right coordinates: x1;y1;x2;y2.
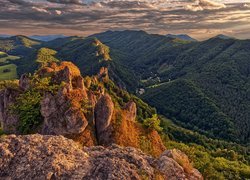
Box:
185;0;226;11
0;0;250;39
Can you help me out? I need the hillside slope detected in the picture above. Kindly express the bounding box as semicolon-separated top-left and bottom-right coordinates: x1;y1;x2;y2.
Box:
88;31;250;144
2;31;249;143
0;40;250;179
0;35;41;56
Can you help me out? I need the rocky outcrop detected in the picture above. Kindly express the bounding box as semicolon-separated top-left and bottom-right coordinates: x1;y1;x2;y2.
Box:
39;62;89;136
94;93;114;144
40;90;88;135
19;74;30;90
0;88;20;133
158;149;203;180
0;134;203;180
0;61;190;174
123;101;137;121
98;67;109;80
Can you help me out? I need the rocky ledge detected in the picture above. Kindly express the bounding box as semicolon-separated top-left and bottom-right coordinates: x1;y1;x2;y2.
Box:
0;134;202;180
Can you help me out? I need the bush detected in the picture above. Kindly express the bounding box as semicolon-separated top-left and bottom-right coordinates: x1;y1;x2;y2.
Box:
143;114;162;132
11;90;42;134
0;80;19;90
3;69;11;73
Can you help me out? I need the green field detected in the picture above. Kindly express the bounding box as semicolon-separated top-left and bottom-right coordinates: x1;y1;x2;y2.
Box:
0;51;20;80
0;64;17;80
0;54;20;63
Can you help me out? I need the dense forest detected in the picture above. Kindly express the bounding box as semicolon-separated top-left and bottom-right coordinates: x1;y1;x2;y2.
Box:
0;31;249;179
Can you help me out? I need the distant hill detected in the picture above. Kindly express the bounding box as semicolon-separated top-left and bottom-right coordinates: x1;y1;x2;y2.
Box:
30;34;67;42
0;34;11;38
214;34;235;40
166;34;197;41
0;35;41;56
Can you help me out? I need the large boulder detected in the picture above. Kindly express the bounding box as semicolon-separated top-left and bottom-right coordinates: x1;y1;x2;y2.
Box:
0;134;90;179
161;149;203;179
0;134;203;180
40;89;88;135
94;93;114;144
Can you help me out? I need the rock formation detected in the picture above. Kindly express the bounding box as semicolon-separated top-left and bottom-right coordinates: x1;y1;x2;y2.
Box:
0;62;166;154
123;101;137;121
40;90;88;135
94;93;114;144
0;134;203;180
0;61;203;179
19;74;30;90
0;88;20;133
38;62;89;135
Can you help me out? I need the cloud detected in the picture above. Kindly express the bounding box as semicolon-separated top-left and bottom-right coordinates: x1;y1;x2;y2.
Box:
32;7;50;14
47;0;83;5
0;0;249;40
186;0;226;11
55;10;62;15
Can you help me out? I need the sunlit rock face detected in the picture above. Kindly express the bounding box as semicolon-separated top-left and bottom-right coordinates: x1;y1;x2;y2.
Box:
0;134;203;180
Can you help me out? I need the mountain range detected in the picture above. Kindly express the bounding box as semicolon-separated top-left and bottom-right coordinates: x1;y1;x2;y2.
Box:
166;34;197;41
0;30;250;179
0;34;67;42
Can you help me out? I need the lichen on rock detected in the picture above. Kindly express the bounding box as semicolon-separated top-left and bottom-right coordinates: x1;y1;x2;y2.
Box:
0;134;203;180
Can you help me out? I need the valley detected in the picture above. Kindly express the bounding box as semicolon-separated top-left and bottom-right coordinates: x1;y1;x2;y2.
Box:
0;31;250;179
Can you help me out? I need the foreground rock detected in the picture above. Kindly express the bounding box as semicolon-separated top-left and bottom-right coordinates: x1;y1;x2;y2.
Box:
0;134;202;180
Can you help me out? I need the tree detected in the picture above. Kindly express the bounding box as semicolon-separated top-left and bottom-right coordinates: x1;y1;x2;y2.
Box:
143;114;162;132
36;48;59;67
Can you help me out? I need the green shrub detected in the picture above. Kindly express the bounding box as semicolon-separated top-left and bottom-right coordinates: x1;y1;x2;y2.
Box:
0;80;19;90
143;114;162;132
11;90;42;134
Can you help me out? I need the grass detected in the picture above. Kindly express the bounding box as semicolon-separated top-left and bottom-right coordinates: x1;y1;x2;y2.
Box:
0;51;6;55
0;64;17;80
0;52;20;80
0;55;20;63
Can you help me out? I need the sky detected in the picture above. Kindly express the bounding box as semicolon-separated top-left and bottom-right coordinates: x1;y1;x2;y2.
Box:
0;0;250;40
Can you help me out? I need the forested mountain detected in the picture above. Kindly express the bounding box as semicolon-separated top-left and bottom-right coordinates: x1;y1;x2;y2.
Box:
0;35;41;56
166;34;197;41
30;34;67;42
0;31;250;179
88;31;250;144
1;30;249;144
2;30;250;144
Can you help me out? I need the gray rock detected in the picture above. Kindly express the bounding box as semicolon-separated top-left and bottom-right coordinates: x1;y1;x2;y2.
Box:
19;74;30;91
123;101;137;121
0;89;20;133
0;134;203;180
94;94;114;144
40;91;88;135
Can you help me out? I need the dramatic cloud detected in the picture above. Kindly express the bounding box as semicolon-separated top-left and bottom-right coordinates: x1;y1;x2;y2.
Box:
47;0;82;4
0;0;250;39
186;0;226;11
